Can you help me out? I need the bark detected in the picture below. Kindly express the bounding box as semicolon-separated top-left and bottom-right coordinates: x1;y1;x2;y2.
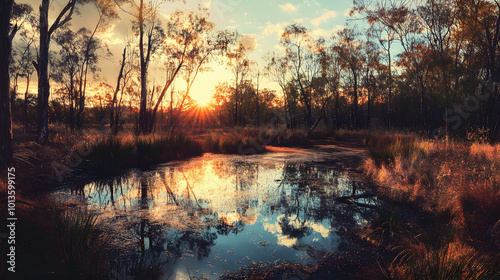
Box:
37;0;50;144
488;9;500;142
37;0;76;144
110;47;126;130
0;0;14;169
138;0;149;134
24;72;30;133
352;71;360;128
387;42;392;129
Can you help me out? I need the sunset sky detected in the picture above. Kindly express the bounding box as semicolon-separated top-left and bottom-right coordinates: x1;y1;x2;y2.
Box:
17;0;357;105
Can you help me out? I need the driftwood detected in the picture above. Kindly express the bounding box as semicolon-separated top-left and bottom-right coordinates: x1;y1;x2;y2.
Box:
335;192;378;209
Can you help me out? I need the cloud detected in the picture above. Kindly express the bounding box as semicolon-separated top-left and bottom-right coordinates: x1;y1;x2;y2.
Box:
279;3;297;12
240;34;257;51
99;24;124;46
201;0;211;9
311;10;338;26
262;21;289;38
310;25;344;38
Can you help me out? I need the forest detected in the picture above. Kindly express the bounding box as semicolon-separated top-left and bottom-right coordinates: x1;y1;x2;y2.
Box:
0;0;499;279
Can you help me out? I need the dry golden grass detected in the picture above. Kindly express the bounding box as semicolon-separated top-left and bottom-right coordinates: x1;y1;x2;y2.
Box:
364;136;500;279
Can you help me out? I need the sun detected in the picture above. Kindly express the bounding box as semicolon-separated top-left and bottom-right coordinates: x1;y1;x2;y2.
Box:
191;91;212;107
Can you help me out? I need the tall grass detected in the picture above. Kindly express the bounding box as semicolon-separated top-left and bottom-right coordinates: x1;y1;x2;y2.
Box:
136;135;203;164
262;128;311;147
81;137;135;174
391;240;498;280
203;132;267;154
14;202;109;279
78;135;203;175
364;135;500;279
366;133;419;167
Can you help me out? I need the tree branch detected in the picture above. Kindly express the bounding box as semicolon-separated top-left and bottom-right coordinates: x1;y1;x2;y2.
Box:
48;0;76;37
9;23;18;42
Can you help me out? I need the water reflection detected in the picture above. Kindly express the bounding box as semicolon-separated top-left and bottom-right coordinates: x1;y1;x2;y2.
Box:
51;153;377;279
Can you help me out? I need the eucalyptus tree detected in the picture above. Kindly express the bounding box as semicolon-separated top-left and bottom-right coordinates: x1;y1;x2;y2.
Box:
265;53;292;127
12;17;37;132
0;2;33;168
110;44;136;131
354;0;423;127
35;0;80;143
226;42;251;126
334;27;366;128
52;26;104;130
0;0;16;168
280;24;325;127
147;9;235;133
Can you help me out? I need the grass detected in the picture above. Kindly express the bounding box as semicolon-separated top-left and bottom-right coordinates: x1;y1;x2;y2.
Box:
261;128;311;147
77;135;203;175
203;131;267;154
365;133;419;167
135;135;203;165
3;198;109;279
201;127;313;154
363;134;500;279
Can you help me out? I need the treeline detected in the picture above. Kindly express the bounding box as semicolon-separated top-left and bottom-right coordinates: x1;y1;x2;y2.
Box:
211;0;500;141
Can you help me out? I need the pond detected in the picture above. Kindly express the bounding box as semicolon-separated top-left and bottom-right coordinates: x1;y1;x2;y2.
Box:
49;149;378;279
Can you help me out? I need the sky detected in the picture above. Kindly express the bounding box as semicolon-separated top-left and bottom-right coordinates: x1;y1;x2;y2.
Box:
17;0;357;106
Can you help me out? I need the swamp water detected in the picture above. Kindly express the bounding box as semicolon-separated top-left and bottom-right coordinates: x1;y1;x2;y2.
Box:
49;149;377;279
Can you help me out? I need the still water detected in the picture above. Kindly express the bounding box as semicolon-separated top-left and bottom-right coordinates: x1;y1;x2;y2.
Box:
50;149;377;279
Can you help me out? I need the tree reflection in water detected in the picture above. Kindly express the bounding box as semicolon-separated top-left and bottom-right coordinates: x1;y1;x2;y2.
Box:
51;154;377;279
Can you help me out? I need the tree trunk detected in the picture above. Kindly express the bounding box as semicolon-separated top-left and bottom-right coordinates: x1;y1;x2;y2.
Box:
138;0;149;134
353;71;359;128
37;0;50;144
387;43;392;130
69;75;75;130
234;72;239;126
0;0;14;169
111;47;126;130
24;72;30;133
